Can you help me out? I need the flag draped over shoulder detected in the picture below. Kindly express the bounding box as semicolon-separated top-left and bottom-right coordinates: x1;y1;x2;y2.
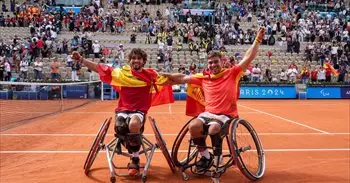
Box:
323;62;339;76
101;65;174;106
186;69;229;116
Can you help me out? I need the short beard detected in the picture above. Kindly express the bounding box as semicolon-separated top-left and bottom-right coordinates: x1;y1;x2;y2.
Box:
132;65;142;71
131;63;145;71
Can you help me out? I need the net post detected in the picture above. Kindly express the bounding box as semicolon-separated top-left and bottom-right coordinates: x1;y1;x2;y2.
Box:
60;85;63;112
101;81;104;101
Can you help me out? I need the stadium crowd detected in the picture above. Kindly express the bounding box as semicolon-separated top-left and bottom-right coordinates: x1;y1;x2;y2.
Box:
0;0;349;84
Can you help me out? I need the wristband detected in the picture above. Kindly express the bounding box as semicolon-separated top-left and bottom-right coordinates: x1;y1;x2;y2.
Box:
254;37;262;44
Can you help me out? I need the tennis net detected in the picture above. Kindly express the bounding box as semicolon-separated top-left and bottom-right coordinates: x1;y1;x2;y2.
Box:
0;80;103;131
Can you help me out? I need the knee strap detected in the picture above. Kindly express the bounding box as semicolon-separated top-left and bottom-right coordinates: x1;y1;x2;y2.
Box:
192;137;207;149
115;116;129;139
210;134;223;156
201;124;209;136
127;133;142;153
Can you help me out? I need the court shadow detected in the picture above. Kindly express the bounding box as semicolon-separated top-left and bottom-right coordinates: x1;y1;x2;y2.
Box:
86;165;179;182
261;170;350;182
86;167;110;183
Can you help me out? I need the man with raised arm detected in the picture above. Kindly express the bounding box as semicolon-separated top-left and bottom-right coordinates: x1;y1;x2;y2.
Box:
162;27;266;172
72;48;173;176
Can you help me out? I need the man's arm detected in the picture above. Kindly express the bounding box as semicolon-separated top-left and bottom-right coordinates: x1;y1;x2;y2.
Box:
72;51;100;73
160;72;191;84
238;27;266;71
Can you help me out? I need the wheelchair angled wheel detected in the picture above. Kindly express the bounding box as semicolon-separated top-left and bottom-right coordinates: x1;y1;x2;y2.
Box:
171;118;198;167
84;117;112;175
229;118;265;181
148;116;176;173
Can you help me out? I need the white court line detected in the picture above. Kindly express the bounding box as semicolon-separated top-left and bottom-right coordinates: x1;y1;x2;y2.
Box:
238;104;330;134
1;133;349;137
1;149;349;154
168;103;350;106
0;111;260;114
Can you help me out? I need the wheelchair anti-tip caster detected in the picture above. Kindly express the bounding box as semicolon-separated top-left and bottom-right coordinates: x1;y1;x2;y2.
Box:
110;176;116;183
211;177;220;183
182;172;190;181
142;175;147;183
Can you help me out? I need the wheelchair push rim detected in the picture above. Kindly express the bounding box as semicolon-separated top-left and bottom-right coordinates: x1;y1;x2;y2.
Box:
171;117;198;167
84;117;112;175
229;118;266;180
148;116;176;173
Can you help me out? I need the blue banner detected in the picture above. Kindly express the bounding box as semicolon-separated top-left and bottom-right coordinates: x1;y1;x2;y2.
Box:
306;87;341;99
239;86;296;99
340;87;350;99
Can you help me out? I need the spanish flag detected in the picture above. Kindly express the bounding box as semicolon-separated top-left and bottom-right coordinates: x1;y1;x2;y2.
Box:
185;69;229;116
99;65;174;106
323;62;339;76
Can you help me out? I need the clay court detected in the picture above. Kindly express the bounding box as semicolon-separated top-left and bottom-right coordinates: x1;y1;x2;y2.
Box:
0;99;349;183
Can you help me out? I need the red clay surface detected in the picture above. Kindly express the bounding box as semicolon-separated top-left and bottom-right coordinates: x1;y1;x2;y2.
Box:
0;100;349;183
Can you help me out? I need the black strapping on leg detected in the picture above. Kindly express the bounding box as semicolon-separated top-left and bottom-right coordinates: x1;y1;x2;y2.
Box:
210;134;223;156
192;137;207;149
115;116;129;140
127;133;142;153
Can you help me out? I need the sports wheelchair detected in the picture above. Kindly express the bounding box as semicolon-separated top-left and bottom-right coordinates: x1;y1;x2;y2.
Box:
83;116;175;183
171;117;266;183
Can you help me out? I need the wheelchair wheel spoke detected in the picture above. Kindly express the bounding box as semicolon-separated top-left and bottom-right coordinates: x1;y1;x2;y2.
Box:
84;117;111;175
229;119;265;180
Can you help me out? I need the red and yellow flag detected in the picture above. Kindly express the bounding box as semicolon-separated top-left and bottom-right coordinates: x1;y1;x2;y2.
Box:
323;63;339;76
101;65;174;106
185;69;229;116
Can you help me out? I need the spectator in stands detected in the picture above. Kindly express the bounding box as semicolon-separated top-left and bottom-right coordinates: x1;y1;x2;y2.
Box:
252;64;261;82
325;64;333;82
300;65;310;84
189;62;197;74
0;59;4;81
33;58;43;80
317;66;326;82
50;57;60;79
337;65;347;82
266;51;273;60
118;44;125;63
288;62;298;70
145;34;152;44
19;58;29;80
286;37;293;55
293;39;300;55
243;68;251;82
310;67;318;82
166;35;173;51
92;40;101;58
178;64;186;74
71;61;81;81
265;65;272;82
279;68;288;82
4;59;11;81
2;3;8;12
130;33;137;43
287;66;298;83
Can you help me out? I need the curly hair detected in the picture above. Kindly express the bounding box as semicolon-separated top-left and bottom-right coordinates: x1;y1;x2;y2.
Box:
128;48;147;64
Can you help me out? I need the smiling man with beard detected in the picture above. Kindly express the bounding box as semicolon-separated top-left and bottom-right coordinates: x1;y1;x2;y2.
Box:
161;27;266;173
72;48;173;176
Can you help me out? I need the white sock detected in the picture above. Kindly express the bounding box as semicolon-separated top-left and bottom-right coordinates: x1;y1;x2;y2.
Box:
132;152;139;158
200;149;210;159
